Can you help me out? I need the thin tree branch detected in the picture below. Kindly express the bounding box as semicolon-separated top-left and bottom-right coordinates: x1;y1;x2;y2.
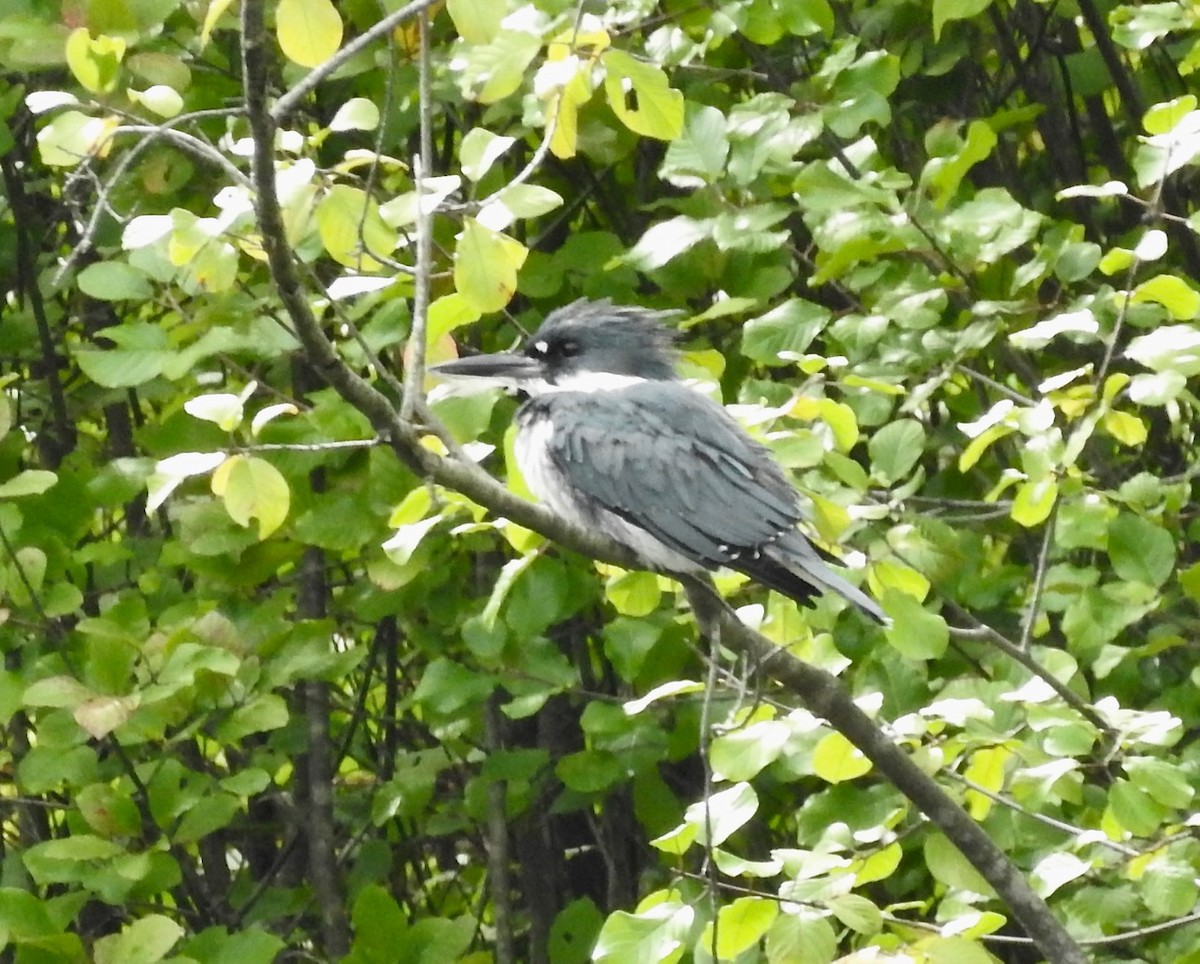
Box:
271;0;443;122
400;6;435;422
680;577;1089;964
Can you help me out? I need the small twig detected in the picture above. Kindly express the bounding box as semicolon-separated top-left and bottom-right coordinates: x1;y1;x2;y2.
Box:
1019;499;1058;651
955;364;1036;406
54;110;245;283
698;619;721;957
234;438;380;453
400;6;435;422
945;603;1115;740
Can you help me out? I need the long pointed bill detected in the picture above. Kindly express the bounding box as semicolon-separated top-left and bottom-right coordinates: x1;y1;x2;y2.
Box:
429;352;543;390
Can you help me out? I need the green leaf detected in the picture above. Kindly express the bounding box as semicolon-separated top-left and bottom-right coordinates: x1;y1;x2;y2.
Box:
780;0;835;37
684;782;758;846
868;419;925;483
883;591;948;659
924;937;998;964
1107;513;1175;587
23;675;92;709
316;185;396;269
454;217;528;312
0;469;58;498
77;261;153;301
174;792;241;844
75;322;170;387
925;119;998;206
766;913;836;964
214;694;289;742
211;454;291;539
557;750;624;793
465;30;542;105
185;391;245;431
924;833;996;896
1142;856;1199;917
94;914;184;964
827;893;882;935
932;0;994;41
605;570;661;617
446;0;504;44
1107;779;1167;836
1125;324;1200;376
1102;409;1147;446
661;105;729;188
36;110;118;167
1125;756;1194;809
602;49;684;141
710;719;791;782
1144;95;1197;136
329;97;379;132
65;28;125;93
549;899;604;964
1011;477;1057;527
460;127;515;181
703;897;777;959
592;898;694;964
741;299;831;365
276;0;343;68
812;731;872;783
1130;273;1200;320
349;884;408;961
622;215;712;271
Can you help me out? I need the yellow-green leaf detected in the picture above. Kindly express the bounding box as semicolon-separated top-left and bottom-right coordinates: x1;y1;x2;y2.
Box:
1011;477;1057;527
958;423;1012;472
316;185;396;270
812;731;872;783
1131;273;1200;320
454;217;528;312
964;744;1012;819
65;28;126;94
606;570;661;617
276;0;343;68
705;897;778;959
602;49;684;141
1102;409;1148;446
883;590;949;660
869;559;930;602
212;455;290;539
447;0;503;44
817;398;858;451
854;841;903;885
200;0;237;48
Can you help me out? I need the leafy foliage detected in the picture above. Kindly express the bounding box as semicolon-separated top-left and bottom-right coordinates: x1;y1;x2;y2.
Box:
1;0;1199;961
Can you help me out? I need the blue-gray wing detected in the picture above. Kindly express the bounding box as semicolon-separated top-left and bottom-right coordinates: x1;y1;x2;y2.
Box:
531;381;887;623
541;382;802;568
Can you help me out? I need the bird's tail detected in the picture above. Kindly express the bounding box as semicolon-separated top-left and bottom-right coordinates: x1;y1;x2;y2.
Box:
751;533;888;625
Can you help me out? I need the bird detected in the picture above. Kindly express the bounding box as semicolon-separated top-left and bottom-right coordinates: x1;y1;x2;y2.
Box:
431;299;886;624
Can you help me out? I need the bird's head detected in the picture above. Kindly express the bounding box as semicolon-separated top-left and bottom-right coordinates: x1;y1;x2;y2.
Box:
431;299;680;394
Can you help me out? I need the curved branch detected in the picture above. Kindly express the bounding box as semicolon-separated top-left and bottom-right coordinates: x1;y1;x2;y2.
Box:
680;578;1088;964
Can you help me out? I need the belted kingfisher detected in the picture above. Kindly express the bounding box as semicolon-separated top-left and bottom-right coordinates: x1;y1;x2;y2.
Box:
432;299;886;624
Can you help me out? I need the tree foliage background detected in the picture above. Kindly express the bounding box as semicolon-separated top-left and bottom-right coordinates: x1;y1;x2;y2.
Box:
1;0;1199;960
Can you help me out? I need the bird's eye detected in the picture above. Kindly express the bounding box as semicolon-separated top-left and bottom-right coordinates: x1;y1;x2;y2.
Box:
558;339;579;358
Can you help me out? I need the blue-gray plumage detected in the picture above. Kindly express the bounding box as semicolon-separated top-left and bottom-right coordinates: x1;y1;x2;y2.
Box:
432;299;886;624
